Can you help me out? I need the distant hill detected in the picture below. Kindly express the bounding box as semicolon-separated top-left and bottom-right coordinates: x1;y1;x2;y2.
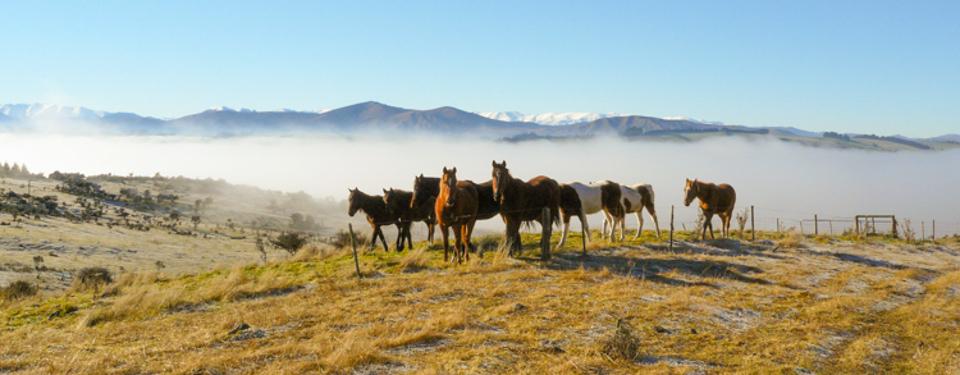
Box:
1;101;957;151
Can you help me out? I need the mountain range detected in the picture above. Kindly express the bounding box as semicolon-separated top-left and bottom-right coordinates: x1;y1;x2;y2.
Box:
1;102;957;151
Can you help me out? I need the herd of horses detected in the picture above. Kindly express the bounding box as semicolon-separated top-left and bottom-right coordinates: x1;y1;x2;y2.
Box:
348;160;737;263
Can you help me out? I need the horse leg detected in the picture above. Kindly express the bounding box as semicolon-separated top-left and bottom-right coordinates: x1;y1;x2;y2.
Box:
452;223;464;263
369;225;380;251
508;219;522;256
557;211;571;249
635;211;644;240
427;220;435;244
602;213;609;240
581;212;590;245
394;223;404;251
441;224;450;262
466;219;477;258
707;214;717;240
619;213;626;242
649;207;661;239
700;213;709;241
379;226;390;252
405;222;413;249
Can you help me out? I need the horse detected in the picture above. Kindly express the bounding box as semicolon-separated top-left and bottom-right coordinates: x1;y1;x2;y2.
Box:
604;184;661;240
683;178;736;240
383;188;436;250
435;167;479;263
348;187;401;252
412;174;500;250
490;160;561;256
557;181;623;251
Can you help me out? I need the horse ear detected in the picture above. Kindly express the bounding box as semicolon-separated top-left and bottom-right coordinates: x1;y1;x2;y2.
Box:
501;160;507;167
491;160;497;168
419;173;424;178
451;167;457;174
442;167;448;174
383;188;388;194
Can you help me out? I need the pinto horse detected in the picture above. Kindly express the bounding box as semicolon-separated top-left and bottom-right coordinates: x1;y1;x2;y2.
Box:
383;188;436;250
435;167;479;263
491;160;561;256
557;181;623;251
348;188;401;252
683;178;736;240
605;183;661;240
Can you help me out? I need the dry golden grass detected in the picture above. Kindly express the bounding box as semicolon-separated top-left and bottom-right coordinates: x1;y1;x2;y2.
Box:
1;231;958;374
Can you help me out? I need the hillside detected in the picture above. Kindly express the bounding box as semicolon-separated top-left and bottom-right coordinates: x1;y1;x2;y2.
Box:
2;210;959;373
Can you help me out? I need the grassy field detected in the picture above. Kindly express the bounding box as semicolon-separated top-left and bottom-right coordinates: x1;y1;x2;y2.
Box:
2;227;958;374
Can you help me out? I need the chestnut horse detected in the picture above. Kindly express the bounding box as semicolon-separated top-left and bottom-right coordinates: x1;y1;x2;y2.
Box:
683;178;736;240
383;188;436;250
412;174;500;250
348;188;401;252
557;181;623;251
491;160;561;256
435;167;479;263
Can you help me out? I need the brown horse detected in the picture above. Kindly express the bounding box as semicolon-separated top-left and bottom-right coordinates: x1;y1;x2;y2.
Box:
348;188;401;251
412;174;500;252
491;160;561;256
383;188;436;250
435;167;479;263
683;178;736;240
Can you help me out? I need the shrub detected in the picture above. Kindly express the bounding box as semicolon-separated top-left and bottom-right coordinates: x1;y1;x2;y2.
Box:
1;280;38;301
271;232;309;255
599;319;642;361
329;228;367;249
74;267;113;291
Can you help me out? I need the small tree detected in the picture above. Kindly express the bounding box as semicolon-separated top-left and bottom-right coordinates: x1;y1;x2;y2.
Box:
191;215;201;231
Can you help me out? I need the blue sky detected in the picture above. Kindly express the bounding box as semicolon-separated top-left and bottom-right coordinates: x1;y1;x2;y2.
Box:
1;1;957;136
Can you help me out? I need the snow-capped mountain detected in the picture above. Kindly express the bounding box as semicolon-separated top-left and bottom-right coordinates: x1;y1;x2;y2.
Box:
0;103;105;122
477;111;624;126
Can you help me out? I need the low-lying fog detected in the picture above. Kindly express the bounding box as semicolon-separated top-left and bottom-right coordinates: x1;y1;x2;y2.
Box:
3;133;959;235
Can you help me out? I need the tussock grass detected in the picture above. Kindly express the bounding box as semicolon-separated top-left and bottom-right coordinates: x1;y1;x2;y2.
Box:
1;280;38;302
1;230;958;374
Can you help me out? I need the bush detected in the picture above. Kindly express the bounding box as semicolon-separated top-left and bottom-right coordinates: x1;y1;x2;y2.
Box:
74;267;113;291
271;232;309;255
329;228;367;249
1;280;38;301
599;319;642;361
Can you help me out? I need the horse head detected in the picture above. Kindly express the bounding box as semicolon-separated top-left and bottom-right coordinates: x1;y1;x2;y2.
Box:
441;167;459;207
683;179;698;207
382;188;400;214
410;174;424;209
491;160;509;202
347;187;361;216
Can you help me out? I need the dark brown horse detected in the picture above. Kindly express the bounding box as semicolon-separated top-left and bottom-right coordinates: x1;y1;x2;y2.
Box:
683;178;736;240
435;167;479;263
383;188;436;250
348;188;401;251
490;160;561;256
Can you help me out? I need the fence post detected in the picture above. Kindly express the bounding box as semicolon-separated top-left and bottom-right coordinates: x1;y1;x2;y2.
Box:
829;220;834;235
669;205;675;251
348;224;361;279
750;205;755;242
892;216;898;238
814;214;819;236
540;207;552;261
932;220;936;240
800;221;804;235
921;221;926;242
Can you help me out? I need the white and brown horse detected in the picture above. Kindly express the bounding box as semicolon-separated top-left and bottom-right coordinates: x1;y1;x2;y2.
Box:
557;180;624;251
683;178;736;240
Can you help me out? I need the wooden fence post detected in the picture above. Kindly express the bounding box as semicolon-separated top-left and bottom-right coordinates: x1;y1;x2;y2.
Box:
750;205;755;242
814;214;819;236
669;205;675;251
800;221;804;235
348;224;361;279
932;220;936;240
540;207;552;261
776;217;781;234
922;221;926;242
